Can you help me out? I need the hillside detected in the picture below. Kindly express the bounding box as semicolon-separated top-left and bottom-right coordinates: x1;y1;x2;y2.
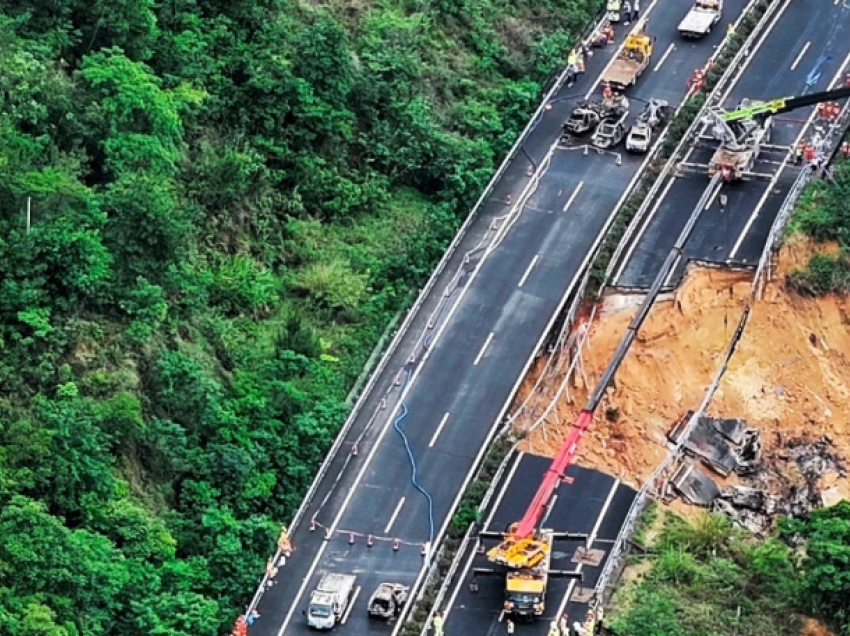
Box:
0;1;601;634
513;148;850;634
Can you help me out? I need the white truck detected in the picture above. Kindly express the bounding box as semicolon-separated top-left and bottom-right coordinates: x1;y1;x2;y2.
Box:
678;0;723;38
306;573;359;630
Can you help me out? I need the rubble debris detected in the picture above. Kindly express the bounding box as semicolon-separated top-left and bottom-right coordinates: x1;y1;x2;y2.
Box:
705;417;747;444
669;462;721;506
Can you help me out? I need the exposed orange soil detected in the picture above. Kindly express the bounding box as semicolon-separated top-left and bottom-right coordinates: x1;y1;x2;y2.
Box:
515;236;850;503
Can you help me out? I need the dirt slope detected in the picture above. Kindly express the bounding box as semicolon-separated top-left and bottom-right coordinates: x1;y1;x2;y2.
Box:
515;237;850;500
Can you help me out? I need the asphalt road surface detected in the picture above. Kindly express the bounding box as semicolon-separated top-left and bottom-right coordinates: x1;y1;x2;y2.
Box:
613;0;850;290
440;455;636;636
249;3;745;635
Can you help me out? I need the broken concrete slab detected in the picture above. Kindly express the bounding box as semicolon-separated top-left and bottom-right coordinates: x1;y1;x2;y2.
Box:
706;417;747;444
666;411;695;445
684;418;739;476
670;462;722;506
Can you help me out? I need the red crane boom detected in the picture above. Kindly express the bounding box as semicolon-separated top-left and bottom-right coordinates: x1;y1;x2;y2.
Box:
514;410;594;539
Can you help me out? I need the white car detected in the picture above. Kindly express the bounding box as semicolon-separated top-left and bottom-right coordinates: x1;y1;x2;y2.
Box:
626;122;651;153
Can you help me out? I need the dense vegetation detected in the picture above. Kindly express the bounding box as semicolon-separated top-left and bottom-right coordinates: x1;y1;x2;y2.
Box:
788;146;850;294
0;0;603;633
611;504;850;636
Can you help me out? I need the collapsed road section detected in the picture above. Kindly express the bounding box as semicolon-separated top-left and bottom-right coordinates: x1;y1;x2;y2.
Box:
243;1;751;635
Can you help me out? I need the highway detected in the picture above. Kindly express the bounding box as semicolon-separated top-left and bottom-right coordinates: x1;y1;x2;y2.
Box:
612;0;850;290
248;2;746;635
441;456;635;636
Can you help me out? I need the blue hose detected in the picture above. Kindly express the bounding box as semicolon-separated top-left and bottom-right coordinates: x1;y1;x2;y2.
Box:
392;368;436;544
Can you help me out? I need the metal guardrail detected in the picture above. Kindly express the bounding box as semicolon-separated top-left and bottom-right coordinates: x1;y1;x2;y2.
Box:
605;0;781;284
405;1;783;629
594;8;850;602
239;7;611;622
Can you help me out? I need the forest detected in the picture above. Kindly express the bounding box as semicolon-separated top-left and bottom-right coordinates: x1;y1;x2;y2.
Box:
611;505;850;636
788;144;850;293
0;0;606;633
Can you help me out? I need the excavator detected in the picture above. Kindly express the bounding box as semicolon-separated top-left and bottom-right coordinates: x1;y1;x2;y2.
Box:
681;84;850;181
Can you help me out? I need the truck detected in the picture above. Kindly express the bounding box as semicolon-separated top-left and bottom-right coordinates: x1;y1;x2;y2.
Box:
306;573;359;630
678;0;723;38
705;99;774;180
501;530;555;620
601;27;654;90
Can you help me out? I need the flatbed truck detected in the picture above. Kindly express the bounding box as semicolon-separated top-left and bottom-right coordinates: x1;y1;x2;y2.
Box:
601;27;653;91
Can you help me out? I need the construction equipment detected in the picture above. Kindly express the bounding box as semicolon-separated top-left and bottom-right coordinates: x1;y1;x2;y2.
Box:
477;528;585;621
367;582;409;620
601;23;654;90
626;99;672;153
678;0;723;38
306;573;359;629
688;85;850;180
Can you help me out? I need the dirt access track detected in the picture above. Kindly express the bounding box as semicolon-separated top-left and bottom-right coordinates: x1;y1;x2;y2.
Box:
514;236;850;506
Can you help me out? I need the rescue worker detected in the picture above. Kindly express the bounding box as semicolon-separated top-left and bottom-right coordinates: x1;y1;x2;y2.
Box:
595;604;604;634
432;611;445;636
583;611;596;636
573;621;588;636
506;619;515;635
623;0;633;24
633;0;641;20
549;620;561;636
841;140;850;159
794;141;805;165
559;613;570;636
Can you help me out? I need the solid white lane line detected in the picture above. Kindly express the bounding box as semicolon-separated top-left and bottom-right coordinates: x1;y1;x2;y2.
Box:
341;586;361;625
790;41;811;71
428;413;452;448
444;454;523;619
705;182;724;210
729;44;850;260
554;479;621;619
718;0;793;105
473;333;495;366
384;497;406;534
583;0;663;100
562;182;585;213
655;43;676;71
612;176;677;284
518;255;540;288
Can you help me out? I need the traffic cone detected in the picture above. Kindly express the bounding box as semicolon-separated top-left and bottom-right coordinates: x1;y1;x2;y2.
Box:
349;532;355;545
310;519;316;532
367;535;374;547
352;444;358;457
393;539;400;551
421;543;427;557
527;165;534;176
506;194;512;205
